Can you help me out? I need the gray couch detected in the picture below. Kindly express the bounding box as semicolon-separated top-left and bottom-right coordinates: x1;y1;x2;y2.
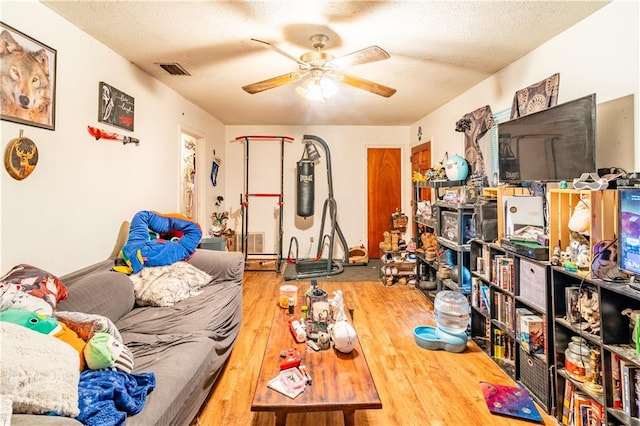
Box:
11;248;244;426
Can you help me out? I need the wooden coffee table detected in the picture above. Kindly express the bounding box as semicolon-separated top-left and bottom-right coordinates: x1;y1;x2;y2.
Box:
251;286;382;425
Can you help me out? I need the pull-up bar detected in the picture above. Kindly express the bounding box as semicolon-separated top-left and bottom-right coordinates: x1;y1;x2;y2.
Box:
235;135;293;273
234;135;294;142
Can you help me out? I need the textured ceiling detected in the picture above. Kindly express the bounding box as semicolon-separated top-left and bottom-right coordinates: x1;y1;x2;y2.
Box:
43;1;609;125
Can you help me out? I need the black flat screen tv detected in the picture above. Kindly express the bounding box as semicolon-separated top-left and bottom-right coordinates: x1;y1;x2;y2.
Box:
498;93;596;183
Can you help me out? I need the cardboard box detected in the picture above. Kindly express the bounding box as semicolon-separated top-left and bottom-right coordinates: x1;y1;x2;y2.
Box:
520;315;544;354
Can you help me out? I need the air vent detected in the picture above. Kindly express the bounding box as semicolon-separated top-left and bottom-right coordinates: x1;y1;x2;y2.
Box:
236;232;264;254
157;63;191;76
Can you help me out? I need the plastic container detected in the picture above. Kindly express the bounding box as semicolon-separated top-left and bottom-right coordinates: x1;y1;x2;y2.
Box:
279;285;298;309
565;336;591;380
434;290;470;335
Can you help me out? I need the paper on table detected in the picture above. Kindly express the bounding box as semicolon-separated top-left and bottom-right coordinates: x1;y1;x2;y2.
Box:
267;374;305;399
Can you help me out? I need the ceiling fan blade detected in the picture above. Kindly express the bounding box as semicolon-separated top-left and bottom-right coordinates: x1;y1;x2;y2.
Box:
339;74;397;98
250;38;307;67
329;46;390;69
242;72;303;94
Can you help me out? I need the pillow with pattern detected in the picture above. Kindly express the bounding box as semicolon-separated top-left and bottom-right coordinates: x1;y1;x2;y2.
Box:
0;264;69;309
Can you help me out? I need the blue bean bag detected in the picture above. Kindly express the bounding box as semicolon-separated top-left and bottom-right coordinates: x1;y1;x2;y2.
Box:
121;211;202;274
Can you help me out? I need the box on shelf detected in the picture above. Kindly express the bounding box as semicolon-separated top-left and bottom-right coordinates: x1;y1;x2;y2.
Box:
520;314;544;354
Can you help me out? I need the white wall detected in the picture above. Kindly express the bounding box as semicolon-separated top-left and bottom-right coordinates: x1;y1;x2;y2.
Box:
1;2;226;275
224;126;409;259
411;0;640;173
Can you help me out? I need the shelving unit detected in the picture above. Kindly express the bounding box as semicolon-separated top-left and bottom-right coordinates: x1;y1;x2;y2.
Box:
469;239;554;413
551;266;640;426
379;250;417;286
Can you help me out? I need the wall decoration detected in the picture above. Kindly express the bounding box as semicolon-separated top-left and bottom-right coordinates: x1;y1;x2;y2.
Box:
510;73;560;119
4;130;39;180
455;105;495;187
87;125;139;145
0;22;57;131
98;82;135;131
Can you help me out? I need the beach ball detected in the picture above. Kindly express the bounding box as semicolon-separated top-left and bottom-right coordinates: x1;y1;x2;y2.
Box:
445;154;469;181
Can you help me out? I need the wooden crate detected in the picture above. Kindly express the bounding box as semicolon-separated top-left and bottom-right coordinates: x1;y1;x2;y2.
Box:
497;186;532;242
547;189;618;265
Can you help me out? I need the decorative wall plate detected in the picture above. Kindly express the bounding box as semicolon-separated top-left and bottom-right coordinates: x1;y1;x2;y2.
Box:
4;131;38;180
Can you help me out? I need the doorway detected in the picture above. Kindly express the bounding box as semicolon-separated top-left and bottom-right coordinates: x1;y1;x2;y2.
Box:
411;141;432;201
367;148;401;259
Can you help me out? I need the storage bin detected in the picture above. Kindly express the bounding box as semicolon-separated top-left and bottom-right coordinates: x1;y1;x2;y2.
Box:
519;258;547;312
439;210;474;245
518;347;549;410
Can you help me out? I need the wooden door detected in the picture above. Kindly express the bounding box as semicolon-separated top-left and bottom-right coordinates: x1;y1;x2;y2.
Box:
411;142;431;202
367;148;401;259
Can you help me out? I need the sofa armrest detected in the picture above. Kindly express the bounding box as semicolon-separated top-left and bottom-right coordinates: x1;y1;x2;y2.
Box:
187;249;244;285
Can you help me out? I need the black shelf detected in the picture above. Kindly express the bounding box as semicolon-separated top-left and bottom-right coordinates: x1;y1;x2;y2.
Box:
469;239;553;413
551;267;640;425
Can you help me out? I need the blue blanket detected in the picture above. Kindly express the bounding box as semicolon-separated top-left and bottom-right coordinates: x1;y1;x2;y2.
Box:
76;370;156;426
122;210;202;274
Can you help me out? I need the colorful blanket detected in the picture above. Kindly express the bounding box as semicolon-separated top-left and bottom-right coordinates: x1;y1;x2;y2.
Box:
77;370;156;425
121;211;202;274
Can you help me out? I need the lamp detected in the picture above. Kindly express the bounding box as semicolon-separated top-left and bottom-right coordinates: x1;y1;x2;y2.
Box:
296;74;338;102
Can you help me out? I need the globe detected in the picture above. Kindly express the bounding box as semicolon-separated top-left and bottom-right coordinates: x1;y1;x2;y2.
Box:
445;154;469;181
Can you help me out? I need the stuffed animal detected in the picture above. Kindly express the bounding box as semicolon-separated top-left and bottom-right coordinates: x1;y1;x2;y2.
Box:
0;308;134;372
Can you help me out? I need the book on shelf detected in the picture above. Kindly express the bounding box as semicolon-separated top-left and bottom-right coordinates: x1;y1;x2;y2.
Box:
482;244;491;280
561;380;574;425
573;392;590;426
621;361;638;418
480;284;490;315
493;328;505;359
611;352;622;409
590;399;605;426
471;277;479;307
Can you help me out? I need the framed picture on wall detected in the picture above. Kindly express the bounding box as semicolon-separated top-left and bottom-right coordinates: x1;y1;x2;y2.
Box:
0;22;57;130
98;82;135;131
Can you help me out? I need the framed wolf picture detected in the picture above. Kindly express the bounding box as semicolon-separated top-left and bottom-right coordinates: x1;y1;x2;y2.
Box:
0;22;57;130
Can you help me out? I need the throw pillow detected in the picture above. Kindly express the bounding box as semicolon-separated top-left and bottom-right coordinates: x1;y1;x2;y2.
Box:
0;322;80;417
0;264;68;309
129;262;212;307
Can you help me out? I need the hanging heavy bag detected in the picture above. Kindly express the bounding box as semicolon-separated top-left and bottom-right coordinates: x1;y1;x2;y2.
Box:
297;159;314;217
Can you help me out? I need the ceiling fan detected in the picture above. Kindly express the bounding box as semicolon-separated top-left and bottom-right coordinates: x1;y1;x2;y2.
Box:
242;34;397;99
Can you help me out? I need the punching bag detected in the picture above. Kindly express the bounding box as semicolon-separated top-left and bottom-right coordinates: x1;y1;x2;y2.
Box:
297;159;314;217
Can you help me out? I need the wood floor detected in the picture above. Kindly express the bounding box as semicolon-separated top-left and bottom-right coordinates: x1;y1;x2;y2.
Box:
192;271;559;426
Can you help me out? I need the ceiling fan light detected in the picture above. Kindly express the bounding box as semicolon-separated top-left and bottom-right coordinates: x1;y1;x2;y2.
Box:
296;77;338;102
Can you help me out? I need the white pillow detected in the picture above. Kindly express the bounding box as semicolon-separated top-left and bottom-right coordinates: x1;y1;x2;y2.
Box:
129;262;212;307
0;322;80;417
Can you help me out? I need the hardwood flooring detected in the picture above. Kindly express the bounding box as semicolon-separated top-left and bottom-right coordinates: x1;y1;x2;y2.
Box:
193;271;558;425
